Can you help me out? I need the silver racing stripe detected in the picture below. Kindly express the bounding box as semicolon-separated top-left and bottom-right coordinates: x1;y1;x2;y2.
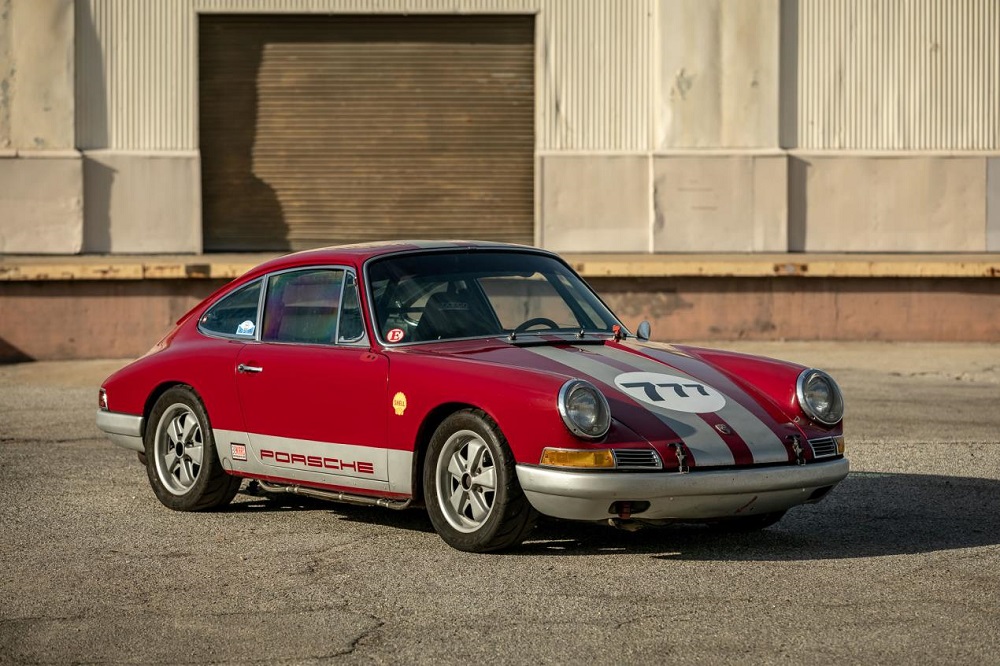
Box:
601;345;790;464
524;346;737;467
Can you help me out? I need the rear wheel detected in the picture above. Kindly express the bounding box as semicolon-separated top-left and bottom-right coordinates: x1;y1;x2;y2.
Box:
144;386;241;511
424;409;536;552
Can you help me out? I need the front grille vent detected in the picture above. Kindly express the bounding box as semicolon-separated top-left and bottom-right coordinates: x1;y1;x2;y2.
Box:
808;437;838;459
613;449;662;470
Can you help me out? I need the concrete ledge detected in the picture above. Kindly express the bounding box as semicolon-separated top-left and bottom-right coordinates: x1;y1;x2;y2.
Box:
1;253;999;281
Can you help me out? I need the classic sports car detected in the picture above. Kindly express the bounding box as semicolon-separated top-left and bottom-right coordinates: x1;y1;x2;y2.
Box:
97;241;848;552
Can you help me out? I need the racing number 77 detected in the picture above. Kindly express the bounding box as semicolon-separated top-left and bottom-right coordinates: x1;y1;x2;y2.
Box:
622;382;710;402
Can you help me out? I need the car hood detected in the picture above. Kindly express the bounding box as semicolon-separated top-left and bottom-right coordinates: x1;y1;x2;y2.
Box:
416;338;805;469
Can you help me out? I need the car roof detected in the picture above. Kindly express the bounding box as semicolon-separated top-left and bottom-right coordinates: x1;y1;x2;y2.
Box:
243;240;554;277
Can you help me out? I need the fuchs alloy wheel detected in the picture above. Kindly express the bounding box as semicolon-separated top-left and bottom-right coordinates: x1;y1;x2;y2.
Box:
424;409;536;552
144;386;241;511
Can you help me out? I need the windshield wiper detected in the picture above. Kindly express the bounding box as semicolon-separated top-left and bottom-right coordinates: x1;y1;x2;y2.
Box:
505;330;611;346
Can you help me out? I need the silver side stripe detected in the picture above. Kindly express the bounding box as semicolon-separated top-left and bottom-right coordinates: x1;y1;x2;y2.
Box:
213;428;414;495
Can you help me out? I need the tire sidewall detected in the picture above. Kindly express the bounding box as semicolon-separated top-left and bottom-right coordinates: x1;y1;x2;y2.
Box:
423;410;518;552
144;386;223;511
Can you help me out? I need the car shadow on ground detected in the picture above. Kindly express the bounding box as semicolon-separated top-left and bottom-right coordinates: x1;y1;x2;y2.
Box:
515;471;1000;560
221;471;1000;559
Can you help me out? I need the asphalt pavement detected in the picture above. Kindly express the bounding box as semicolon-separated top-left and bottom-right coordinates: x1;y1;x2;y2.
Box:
1;341;999;664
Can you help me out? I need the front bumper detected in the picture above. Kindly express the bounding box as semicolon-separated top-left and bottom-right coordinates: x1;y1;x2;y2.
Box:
95;410;145;453
516;458;849;521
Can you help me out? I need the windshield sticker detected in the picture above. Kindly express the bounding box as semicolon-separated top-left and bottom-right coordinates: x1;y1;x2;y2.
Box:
236;320;255;336
386;328;406;343
614;372;726;413
392;392;408;416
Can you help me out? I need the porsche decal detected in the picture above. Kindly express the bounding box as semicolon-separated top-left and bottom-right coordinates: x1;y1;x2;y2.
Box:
259;449;375;474
613;372;726;413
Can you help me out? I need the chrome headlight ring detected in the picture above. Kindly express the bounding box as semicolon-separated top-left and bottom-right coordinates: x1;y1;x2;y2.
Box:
796;368;845;426
558;379;612;440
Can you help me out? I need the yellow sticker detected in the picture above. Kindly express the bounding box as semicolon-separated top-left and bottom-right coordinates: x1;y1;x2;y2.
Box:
392;392;407;416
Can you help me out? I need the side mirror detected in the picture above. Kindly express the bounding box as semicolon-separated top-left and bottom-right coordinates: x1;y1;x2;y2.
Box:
636;320;651;341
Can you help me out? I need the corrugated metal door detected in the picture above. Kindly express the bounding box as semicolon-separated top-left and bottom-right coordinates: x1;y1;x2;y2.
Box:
199;14;535;252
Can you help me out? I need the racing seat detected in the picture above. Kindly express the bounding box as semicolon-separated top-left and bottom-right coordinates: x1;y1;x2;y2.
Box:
414;290;499;341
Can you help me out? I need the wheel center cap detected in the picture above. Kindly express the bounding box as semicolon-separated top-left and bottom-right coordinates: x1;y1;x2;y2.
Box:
175;442;184;457
461;473;473;490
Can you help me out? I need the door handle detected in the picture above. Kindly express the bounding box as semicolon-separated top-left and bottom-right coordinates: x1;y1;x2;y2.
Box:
237;363;263;374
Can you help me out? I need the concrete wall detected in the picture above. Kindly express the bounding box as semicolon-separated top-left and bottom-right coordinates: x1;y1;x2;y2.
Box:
789;156;989;252
82;151;201;253
657;0;780;149
0;0;81;254
3;274;999;361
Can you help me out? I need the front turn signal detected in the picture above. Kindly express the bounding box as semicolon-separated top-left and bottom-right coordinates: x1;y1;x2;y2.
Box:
835;435;845;454
540;448;615;469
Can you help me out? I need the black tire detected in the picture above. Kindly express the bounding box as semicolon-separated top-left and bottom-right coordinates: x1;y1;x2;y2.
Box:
423;409;537;552
144;386;241;511
709;510;786;532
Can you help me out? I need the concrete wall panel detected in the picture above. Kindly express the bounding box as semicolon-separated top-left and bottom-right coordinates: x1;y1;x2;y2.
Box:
653;156;787;252
3;0;75;149
791;156;987;252
83;152;201;253
658;0;779;148
988;158;1000;252
541;155;649;252
0;156;82;253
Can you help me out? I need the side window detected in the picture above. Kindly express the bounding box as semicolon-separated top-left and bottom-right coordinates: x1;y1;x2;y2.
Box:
337;273;367;344
199;280;262;338
261;269;346;345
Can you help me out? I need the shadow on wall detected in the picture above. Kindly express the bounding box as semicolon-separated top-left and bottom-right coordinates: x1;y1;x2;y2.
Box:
199;16;287;251
77;0;111;253
0;337;33;363
787;156;809;252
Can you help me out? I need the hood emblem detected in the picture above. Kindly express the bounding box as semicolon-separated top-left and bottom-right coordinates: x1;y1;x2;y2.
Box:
714;423;733;435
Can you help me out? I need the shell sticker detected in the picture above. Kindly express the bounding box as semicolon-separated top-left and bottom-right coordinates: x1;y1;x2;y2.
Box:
614;372;726;413
392;392;408;416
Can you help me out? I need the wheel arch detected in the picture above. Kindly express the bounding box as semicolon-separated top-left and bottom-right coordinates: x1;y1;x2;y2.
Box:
411;401;497;503
142;382;194;438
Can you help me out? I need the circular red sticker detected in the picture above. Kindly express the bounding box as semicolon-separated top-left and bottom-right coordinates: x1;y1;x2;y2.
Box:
386;328;406;343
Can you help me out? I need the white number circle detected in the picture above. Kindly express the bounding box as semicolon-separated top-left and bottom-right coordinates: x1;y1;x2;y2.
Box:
614;372;726;413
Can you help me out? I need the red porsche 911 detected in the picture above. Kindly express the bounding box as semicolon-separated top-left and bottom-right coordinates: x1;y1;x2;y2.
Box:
97;241;848;552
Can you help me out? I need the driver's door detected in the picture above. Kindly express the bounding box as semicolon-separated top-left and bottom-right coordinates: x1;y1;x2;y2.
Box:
234;268;391;493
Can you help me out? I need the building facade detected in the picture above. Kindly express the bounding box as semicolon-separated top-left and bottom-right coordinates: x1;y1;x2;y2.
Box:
2;0;998;255
1;0;999;359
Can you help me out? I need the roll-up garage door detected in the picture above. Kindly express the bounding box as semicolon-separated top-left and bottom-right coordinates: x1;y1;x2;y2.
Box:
199;15;535;251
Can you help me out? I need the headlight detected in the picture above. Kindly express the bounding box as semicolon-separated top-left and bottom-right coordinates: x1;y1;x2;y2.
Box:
796;369;844;426
558;379;611;440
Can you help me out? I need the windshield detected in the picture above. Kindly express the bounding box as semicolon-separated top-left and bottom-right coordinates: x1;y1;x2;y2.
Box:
367;251;622;344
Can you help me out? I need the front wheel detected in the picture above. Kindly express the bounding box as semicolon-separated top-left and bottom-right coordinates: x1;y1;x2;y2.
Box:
144;386;241;511
423;409;537;552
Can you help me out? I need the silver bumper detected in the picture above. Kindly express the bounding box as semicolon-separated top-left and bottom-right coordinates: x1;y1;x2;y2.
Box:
516;458;850;521
95;410;145;453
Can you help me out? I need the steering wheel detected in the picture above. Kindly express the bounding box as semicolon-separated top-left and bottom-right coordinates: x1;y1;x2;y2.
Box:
513;317;561;333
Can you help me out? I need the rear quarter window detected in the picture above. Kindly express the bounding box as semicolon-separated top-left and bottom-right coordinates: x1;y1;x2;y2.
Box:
199;280;262;338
